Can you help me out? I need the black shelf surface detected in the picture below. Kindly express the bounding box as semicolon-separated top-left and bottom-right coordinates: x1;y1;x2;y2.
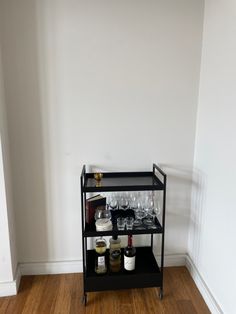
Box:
83;216;163;237
82;171;164;192
85;247;162;292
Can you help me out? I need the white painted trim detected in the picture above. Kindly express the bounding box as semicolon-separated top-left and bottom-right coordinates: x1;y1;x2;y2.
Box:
155;254;186;267
0;265;21;297
14;265;22;292
3;254;223;314
19;254;186;276
0;280;17;297
186;255;223;314
15;265;22;292
19;260;83;276
163;254;186;267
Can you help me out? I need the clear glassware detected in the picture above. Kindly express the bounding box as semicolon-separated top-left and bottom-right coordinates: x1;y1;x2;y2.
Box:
130;194;138;210
94;208;104;220
119;196;129;210
154;199;161;217
95;208;111;220
146;204;161;229
110;194;118;210
117;217;126;230
143;198;155;226
106;194;112;210
126;217;134;230
133;202;146;228
136;208;146;220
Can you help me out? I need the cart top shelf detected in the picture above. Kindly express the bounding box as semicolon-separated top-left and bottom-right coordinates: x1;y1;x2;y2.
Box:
81;164;166;192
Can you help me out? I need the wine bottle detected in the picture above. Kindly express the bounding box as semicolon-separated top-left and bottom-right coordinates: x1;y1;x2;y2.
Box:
109;235;121;272
95;237;107;274
124;235;136;272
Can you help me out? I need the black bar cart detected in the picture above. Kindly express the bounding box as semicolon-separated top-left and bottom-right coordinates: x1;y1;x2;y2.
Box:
80;163;167;305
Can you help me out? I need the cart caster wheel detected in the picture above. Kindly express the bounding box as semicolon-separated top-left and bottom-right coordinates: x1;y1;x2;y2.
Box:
159;289;163;300
82;294;87;306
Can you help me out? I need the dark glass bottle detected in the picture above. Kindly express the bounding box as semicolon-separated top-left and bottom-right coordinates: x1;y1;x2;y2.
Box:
124;235;136;272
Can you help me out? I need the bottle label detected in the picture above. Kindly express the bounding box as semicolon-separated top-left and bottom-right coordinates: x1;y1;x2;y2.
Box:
124;255;135;271
98;256;105;267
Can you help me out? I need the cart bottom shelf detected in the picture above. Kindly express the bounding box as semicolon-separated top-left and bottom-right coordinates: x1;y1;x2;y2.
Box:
85;247;162;292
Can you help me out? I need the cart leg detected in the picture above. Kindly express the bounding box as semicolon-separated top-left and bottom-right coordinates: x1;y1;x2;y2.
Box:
159;287;163;300
82;293;87;306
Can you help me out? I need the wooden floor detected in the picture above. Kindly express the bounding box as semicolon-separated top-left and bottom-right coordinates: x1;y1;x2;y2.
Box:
0;267;210;314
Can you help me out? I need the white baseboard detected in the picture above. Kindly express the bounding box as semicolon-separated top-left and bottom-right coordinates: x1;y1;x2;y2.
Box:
158;254;186;267
186;255;223;314
3;254;223;314
0;280;17;297
0;265;21;297
15;265;21;292
19;260;83;276
19;254;185;276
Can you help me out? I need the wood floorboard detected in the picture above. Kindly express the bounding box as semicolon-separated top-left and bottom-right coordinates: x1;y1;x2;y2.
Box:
176;300;197;314
0;267;210;314
69;274;85;314
21;275;48;314
36;275;61;313
179;267;210;314
5;276;34;314
0;297;10;313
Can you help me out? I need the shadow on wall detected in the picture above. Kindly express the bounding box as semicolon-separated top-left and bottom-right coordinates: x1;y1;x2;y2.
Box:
161;164;206;262
159;164;197;256
188;168;206;265
0;0;50;263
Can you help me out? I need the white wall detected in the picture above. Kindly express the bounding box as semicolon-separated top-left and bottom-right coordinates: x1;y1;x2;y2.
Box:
0;139;12;283
189;1;236;313
0;43;17;285
0;0;204;264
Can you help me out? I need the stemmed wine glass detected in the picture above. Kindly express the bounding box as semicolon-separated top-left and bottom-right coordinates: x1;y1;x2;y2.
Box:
143;197;155;227
133;201;146;228
130;193;138;210
106;194;112;210
153;199;161;219
149;200;161;229
119;195;129;210
109;194;118;210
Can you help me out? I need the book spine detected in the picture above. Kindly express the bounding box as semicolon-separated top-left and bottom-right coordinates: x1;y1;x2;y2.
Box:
86;202;96;225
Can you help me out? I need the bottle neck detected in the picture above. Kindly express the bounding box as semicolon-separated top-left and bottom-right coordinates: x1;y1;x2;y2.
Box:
128;235;133;247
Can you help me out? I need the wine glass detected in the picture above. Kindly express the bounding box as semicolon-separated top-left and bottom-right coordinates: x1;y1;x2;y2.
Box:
130;194;138;210
106;194;112;210
143;197;155;227
119;196;129;210
109;194;118;210
133;201;146;228
153;200;161;221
